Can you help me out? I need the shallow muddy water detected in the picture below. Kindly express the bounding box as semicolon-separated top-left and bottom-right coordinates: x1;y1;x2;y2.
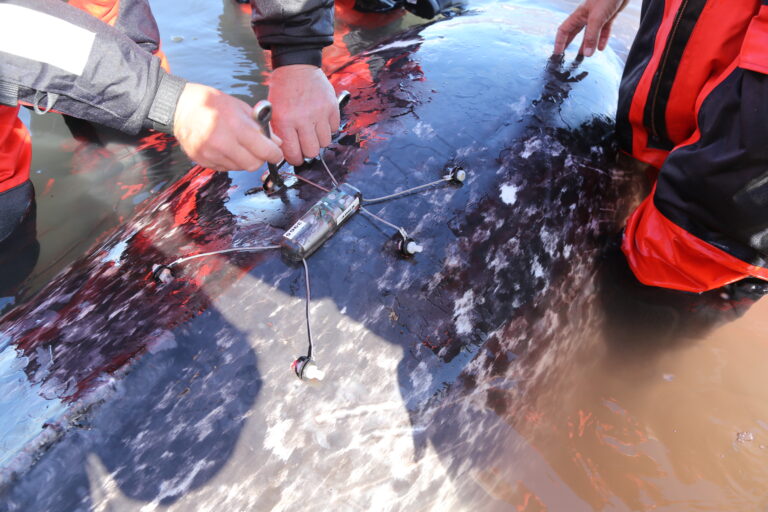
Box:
3;1;768;511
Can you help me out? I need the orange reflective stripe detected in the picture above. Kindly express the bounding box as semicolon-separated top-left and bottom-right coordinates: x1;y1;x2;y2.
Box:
622;188;768;292
155;45;170;73
68;0;170;71
0;106;32;193
68;0;120;26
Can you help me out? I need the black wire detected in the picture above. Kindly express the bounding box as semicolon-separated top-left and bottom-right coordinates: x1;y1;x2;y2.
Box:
302;258;313;360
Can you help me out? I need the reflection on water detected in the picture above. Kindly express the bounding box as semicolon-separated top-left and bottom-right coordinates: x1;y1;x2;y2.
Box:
4;0;768;511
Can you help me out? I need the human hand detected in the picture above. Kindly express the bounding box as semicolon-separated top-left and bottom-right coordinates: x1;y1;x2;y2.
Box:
268;65;339;167
173;83;283;172
554;0;628;57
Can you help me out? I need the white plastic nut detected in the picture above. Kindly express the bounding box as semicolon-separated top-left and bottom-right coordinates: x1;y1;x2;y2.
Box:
454;169;467;183
302;362;326;382
157;268;174;284
406;241;423;255
152;265;175;284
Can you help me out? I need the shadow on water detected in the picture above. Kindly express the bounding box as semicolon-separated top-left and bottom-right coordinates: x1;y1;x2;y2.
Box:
3;307;260;510
1;1;761;510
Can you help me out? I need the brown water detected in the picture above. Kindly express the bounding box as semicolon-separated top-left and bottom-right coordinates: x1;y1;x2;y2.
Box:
495;298;768;511
16;1;768;510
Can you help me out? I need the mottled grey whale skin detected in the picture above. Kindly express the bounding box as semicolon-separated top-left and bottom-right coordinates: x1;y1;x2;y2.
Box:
0;4;644;511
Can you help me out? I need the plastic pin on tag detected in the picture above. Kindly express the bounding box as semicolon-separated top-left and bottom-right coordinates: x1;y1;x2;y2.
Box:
293;356;325;382
406;240;424;255
152;264;175;284
444;165;467;184
398;232;423;257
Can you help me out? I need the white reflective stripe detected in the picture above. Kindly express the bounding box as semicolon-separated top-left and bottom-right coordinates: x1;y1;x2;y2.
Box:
0;4;96;76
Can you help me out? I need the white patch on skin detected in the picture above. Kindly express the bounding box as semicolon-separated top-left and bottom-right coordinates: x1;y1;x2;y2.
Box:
488;249;508;274
103;240;128;263
547;139;566;156
456;145;478;158
412;122;435;139
500;183;518;205
154;458;215;503
520;137;542;159
508;95;528;116
73;301;96;321
472;228;491;243
443;246;462;269
531;257;545;279
146;330;177;354
539;228;558;256
196;405;225;442
453;289;475;335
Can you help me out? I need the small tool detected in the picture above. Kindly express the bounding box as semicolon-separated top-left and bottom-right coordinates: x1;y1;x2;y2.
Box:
252;100;285;190
254;91;353;183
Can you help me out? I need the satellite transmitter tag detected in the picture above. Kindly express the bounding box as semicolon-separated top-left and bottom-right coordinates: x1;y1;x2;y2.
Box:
281;183;362;261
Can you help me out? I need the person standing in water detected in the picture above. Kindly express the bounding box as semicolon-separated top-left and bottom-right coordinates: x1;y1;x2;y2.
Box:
555;0;768;299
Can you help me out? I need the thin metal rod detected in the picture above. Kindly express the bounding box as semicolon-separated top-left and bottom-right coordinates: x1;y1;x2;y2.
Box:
319;153;339;186
361;178;449;205
302;258;313;360
279;172;330;193
169;245;280;266
360;207;404;234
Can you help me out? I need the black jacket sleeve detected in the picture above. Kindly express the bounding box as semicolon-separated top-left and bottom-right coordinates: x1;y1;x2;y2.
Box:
249;0;335;68
0;0;185;134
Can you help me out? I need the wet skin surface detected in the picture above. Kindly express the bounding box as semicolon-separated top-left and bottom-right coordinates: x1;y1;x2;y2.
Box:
2;1;768;511
0;3;640;508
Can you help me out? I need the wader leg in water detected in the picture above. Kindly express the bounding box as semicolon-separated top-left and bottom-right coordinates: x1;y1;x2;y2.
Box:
0;184;39;302
615;1;768;293
0;105;39;299
599;233;768;356
603;66;768;349
599;1;768;348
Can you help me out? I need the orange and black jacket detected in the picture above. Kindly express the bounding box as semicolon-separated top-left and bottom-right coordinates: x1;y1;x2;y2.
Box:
0;0;334;196
0;0;184;135
0;0;334;134
616;0;768;292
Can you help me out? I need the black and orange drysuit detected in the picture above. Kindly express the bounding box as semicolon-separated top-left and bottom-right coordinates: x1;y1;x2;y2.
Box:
0;0;334;241
0;0;186;242
617;0;768;292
